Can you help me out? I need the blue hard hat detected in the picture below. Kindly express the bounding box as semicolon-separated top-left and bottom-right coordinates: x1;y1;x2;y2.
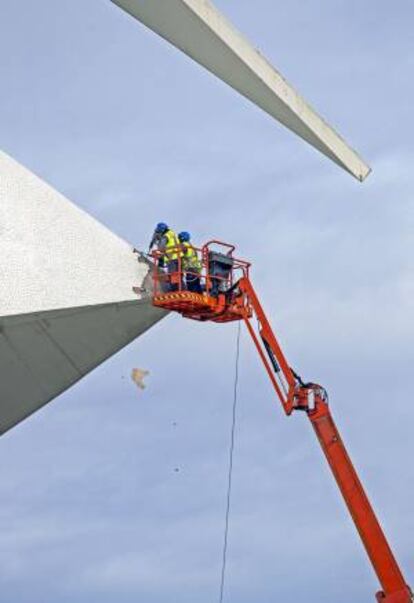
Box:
155;222;168;233
178;231;191;242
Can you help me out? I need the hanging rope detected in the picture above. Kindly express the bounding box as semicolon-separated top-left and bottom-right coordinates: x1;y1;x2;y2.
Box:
218;321;241;603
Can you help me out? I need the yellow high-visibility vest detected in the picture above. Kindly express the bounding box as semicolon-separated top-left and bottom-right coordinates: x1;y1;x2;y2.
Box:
181;242;201;271
163;229;180;261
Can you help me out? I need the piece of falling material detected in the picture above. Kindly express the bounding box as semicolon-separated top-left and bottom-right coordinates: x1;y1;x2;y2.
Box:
131;368;149;390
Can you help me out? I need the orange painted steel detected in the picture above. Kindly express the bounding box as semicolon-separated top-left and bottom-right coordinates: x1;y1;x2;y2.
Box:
151;240;252;322
239;277;296;415
150;241;412;603
237;276;412;603
309;402;411;603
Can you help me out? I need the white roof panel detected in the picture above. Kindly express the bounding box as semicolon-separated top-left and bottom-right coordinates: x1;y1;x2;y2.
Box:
0;301;163;435
111;0;371;181
0;150;165;434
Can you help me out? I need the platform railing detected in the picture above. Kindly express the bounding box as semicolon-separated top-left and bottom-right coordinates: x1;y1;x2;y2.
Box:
151;240;250;298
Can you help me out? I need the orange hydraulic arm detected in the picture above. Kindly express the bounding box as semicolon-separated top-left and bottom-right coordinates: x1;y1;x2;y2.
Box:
150;240;411;602
239;276;412;603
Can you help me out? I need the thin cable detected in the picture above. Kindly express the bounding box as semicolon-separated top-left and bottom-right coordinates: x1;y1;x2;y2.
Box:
219;320;241;603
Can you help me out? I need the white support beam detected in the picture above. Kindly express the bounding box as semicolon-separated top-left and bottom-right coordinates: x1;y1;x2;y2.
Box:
111;0;371;181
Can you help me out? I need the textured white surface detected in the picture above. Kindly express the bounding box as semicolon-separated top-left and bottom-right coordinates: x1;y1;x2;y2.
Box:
111;0;370;181
0;149;166;434
0;150;148;317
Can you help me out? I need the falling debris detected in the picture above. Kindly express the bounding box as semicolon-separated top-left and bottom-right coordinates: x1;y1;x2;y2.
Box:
131;368;149;390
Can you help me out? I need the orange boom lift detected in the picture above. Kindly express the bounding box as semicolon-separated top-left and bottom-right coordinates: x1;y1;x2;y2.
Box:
151;240;412;603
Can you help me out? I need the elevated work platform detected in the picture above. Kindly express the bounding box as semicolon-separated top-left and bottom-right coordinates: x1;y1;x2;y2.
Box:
150;241;252;323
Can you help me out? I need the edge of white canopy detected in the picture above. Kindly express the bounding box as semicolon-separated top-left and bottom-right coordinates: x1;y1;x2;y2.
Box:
111;0;371;181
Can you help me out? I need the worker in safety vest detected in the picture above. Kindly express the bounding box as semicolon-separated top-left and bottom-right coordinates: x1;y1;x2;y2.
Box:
149;222;181;291
178;231;202;293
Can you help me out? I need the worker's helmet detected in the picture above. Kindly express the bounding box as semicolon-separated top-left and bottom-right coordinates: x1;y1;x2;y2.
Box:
155;222;168;233
178;231;191;242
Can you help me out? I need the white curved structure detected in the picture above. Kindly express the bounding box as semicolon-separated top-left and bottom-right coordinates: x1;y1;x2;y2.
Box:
111;0;371;181
0;150;165;435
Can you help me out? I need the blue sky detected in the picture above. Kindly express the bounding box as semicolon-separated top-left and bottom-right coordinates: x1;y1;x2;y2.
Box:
0;1;413;602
